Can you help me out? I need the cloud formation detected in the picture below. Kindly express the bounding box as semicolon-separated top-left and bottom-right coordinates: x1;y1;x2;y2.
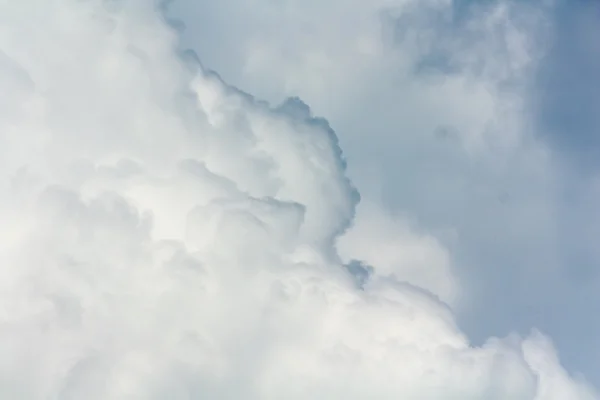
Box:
168;0;600;384
0;0;598;398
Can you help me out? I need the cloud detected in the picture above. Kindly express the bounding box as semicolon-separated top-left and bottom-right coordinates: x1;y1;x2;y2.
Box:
337;200;459;307
168;0;600;384
0;0;598;398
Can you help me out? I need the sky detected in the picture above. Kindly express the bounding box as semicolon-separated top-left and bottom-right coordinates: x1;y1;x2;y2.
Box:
0;0;599;398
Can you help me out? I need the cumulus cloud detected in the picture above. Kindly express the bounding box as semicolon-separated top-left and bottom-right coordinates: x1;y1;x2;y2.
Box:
169;0;600;383
0;0;598;398
337;200;459;307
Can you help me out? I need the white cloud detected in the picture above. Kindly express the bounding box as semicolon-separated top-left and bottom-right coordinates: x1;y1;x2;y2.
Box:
337;200;459;306
0;0;598;398
169;0;600;382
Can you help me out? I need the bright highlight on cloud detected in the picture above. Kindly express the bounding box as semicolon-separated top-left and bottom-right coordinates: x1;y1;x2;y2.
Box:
0;0;597;398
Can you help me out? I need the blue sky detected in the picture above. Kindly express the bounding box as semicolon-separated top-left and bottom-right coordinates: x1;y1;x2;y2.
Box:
536;0;600;169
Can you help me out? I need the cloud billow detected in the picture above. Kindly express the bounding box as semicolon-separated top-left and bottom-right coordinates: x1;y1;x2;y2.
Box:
0;0;597;398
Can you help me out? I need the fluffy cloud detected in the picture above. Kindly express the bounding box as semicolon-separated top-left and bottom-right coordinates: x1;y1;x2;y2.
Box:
0;0;598;398
337;200;459;307
169;0;600;384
